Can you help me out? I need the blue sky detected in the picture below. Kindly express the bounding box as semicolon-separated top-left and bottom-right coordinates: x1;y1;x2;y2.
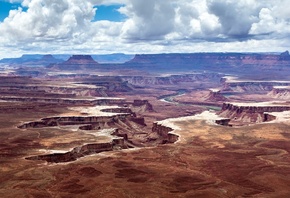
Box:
0;0;289;58
0;1;26;21
93;5;126;22
0;1;124;22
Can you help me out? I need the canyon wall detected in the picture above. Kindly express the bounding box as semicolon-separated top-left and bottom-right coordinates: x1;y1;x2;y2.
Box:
130;100;154;113
25;127;129;163
219;103;290;124
25;141;124;163
0;97;126;106
221;103;290;113
18;114;132;129
49;55;99;70
221;81;290;93
152;122;178;143
122;52;290;77
121;73;223;87
268;87;290;99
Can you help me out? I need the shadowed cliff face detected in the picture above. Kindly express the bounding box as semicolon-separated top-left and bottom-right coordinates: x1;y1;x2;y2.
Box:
50;55;99;70
204;91;228;102
221;81;290;93
152;122;178;144
121;73;223;87
268;87;290;99
22;115;178;163
0;75;134;98
127;53;290;66
37;52;290;79
219;103;290;124
17;99;173;163
25;129;127;163
0;54;63;67
123;52;290;78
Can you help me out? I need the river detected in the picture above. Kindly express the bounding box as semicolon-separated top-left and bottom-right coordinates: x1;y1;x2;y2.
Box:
159;89;221;111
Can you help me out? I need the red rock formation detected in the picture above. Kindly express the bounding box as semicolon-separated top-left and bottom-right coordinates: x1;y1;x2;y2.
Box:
268;87;290;99
1;96;126;106
101;107;134;114
215;119;232;126
124;52;290;77
263;113;277;122
50;55;99;70
219;102;290;124
18;114;132;129
130;100;154;112
221;103;290;113
152;122;178;143
25;128;128;163
26;142;115;163
121;73;222;87
204;90;228;102
221;81;290;93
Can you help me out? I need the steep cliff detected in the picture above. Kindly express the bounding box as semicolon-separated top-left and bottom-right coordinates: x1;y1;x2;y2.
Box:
121;73;223;87
221;77;290;93
80;76;133;92
0;96;126;106
18;114;134;129
219;102;290;124
152;122;178;144
50;55;99;70
203;90;228;102
25;136;126;163
123;52;290;77
130;100;154;113
0;54;63;67
268;86;290;99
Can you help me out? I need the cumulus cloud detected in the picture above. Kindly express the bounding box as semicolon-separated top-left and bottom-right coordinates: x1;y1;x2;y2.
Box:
207;0;260;38
1;0;95;44
120;0;175;40
0;0;290;58
90;0;128;6
250;0;290;38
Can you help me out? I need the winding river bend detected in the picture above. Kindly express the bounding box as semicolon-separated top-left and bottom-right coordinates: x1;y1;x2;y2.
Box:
159;89;221;111
159;89;187;105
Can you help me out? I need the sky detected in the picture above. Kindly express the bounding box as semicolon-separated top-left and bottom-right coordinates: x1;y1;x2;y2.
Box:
0;0;290;58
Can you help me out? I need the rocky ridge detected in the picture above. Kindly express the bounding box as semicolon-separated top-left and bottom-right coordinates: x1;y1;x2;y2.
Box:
219;102;290;124
221;77;290;93
25;129;127;163
49;55;99;70
121;73;223;87
123;52;290;77
268;86;290;99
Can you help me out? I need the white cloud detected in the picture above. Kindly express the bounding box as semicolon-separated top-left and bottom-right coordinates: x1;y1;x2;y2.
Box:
250;0;290;37
0;0;290;58
1;0;96;44
207;0;260;38
120;0;175;40
90;0;128;6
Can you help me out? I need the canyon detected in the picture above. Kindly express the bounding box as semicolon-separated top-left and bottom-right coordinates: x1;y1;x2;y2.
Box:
218;102;290;125
1;52;290;197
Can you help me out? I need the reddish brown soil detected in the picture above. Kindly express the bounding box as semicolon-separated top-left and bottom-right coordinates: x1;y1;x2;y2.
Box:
1;76;290;197
1;100;290;197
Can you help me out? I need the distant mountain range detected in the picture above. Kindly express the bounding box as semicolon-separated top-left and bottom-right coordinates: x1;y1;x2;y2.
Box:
3;51;290;80
120;51;290;78
0;53;134;66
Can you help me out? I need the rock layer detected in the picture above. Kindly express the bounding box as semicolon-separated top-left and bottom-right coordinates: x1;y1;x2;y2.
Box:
219;102;290;124
268;86;290;99
50;55;99;70
152;122;178;144
25;129;127;163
